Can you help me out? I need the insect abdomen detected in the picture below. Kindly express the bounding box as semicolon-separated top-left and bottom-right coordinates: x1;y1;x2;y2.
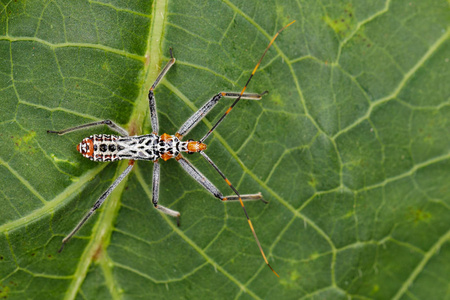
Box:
78;133;204;162
91;134;120;162
115;134;160;161
77;134;121;162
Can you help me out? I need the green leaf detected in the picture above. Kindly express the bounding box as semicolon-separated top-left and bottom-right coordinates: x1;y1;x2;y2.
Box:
1;0;449;299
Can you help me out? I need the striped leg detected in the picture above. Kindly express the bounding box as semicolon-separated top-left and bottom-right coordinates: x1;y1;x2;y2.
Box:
198;151;278;277
176;154;264;203
200;20;296;143
48;119;129;136
152;161;181;224
58;161;135;252
176;91;267;138
148;48;176;134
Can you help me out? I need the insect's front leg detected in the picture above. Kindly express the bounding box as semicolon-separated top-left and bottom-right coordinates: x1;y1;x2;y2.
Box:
197;150;278;276
176;91;268;138
47;119;128;136
176;154;265;203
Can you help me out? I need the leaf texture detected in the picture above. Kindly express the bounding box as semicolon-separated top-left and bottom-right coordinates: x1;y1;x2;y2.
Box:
0;0;449;299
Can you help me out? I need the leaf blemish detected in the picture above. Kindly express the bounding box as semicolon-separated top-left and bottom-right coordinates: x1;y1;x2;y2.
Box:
92;244;103;261
0;284;8;299
50;154;79;167
323;4;355;37
12;131;36;154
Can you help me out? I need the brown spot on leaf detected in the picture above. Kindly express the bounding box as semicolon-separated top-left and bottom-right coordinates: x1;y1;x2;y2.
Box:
92;244;103;261
128;120;139;136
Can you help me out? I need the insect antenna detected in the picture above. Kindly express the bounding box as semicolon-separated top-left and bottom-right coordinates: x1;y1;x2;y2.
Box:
199;21;296;277
200;20;296;143
199;151;279;277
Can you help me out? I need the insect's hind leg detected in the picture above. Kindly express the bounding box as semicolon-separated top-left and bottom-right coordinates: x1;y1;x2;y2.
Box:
58;162;135;252
176;91;268;138
48;120;129;136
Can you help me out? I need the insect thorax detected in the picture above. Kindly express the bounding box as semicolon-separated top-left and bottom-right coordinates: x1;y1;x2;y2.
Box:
77;134;195;162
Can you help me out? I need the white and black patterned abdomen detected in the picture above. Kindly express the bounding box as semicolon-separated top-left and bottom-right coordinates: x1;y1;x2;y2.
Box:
77;134;122;162
116;134;189;161
77;133;196;162
115;134;161;161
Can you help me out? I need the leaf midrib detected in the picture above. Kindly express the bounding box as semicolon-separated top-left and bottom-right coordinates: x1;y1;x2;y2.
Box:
63;1;169;299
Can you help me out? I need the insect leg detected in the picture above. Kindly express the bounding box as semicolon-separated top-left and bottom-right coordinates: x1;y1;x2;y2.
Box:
176;91;267;138
176;154;264;202
200;20;296;143
198;150;278;277
58;162;135;252
152;161;181;224
47;120;129;136
149;48;176;134
221;192;268;204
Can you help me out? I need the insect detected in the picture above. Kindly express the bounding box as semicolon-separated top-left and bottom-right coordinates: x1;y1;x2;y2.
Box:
48;21;295;277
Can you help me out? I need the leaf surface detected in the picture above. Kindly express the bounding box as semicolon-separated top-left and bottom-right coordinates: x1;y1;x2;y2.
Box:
0;0;449;299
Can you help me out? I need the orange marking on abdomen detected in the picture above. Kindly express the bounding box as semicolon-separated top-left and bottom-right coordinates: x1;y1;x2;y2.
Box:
86;139;94;157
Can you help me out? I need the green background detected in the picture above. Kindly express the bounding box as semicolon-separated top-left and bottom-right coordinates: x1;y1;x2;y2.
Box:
0;0;449;299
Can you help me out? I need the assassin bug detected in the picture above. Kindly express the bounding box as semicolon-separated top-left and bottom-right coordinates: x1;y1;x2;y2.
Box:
48;21;295;277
